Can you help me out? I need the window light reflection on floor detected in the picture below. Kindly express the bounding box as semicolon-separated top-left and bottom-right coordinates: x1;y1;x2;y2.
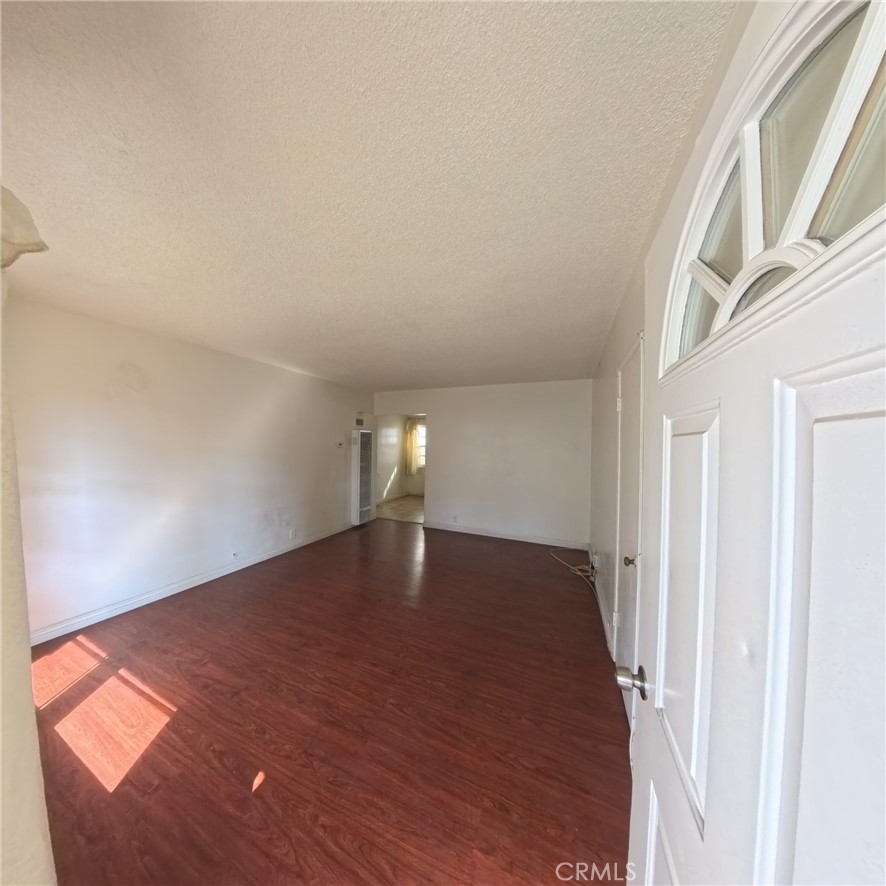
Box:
52;668;176;792
31;635;108;708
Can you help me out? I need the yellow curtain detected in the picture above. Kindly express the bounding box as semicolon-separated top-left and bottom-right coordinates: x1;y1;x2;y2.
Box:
404;418;420;476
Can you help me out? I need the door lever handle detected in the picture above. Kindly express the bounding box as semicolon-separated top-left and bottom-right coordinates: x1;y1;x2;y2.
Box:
623;555;637;567
615;665;648;701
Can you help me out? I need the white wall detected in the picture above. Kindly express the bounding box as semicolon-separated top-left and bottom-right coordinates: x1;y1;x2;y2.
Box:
376;414;407;502
588;2;755;644
375;380;592;547
8;299;372;643
405;470;425;496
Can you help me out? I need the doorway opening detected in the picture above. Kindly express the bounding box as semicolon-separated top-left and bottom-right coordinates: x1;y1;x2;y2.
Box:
376;414;426;524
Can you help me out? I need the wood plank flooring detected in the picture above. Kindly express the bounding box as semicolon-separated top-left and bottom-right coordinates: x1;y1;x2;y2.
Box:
32;520;631;885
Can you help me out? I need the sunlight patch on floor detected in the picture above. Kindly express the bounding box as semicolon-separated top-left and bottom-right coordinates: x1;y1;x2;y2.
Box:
31;635;108;708
54;675;173;791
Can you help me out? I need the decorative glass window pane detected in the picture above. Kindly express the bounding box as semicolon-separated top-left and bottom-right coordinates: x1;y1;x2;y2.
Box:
760;8;865;245
668;6;885;370
699;164;743;282
731;265;796;319
679;280;719;357
417;423;427;467
811;60;885;243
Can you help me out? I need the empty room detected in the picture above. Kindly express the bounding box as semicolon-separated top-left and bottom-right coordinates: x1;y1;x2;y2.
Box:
2;2;884;885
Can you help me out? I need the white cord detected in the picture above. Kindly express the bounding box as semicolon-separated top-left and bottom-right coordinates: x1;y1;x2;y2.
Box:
548;549;596;590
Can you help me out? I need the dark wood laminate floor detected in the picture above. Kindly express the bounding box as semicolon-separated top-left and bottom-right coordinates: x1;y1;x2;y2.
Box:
32;520;631;886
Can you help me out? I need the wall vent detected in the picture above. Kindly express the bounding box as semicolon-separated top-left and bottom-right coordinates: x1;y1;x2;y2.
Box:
350;429;373;525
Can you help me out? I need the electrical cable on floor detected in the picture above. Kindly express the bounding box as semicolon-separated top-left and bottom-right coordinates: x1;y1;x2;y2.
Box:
549;548;596;591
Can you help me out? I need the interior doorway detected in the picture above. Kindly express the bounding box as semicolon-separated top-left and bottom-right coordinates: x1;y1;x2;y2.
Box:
375;414;426;524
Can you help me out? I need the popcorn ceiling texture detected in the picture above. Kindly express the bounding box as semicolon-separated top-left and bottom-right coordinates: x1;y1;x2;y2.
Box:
2;2;734;391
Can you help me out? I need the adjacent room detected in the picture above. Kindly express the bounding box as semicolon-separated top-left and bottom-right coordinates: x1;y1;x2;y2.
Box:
375;414;426;524
2;2;884;885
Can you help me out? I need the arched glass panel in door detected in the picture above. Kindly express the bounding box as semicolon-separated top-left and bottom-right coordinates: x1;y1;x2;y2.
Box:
672;3;885;365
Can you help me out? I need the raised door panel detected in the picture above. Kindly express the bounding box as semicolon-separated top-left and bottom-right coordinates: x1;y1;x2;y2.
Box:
759;353;885;885
656;405;720;831
646;786;679;886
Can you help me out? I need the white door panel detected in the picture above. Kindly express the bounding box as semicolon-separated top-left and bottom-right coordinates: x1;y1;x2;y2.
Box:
626;4;885;880
792;410;884;885
646;787;679;886
761;357;886;885
658;405;719;827
630;245;885;885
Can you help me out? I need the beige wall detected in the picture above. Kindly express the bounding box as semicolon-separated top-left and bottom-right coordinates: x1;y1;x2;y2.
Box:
375;380;592;547
8;299;371;644
1;279;56;885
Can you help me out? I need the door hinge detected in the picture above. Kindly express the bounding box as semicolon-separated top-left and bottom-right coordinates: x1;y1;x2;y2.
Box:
616;396;623;413
612;611;621;628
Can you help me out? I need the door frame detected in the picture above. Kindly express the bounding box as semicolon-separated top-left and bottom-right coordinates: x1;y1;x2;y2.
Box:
613;331;645;712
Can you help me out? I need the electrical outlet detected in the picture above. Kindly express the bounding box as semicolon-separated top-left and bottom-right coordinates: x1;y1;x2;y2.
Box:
232;552;238;559
289;529;296;541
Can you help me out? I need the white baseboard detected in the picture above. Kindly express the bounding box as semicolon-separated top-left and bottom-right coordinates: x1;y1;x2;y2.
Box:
29;523;352;646
588;544;615;658
423;520;587;550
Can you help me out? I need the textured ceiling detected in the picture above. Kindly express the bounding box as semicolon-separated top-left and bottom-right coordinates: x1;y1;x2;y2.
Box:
2;2;735;392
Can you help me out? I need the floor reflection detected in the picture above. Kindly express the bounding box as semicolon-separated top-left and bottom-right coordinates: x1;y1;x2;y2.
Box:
405;528;426;606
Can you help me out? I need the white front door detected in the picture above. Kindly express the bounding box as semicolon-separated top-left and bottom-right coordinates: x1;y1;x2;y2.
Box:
614;335;644;725
626;3;886;883
631;250;884;886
